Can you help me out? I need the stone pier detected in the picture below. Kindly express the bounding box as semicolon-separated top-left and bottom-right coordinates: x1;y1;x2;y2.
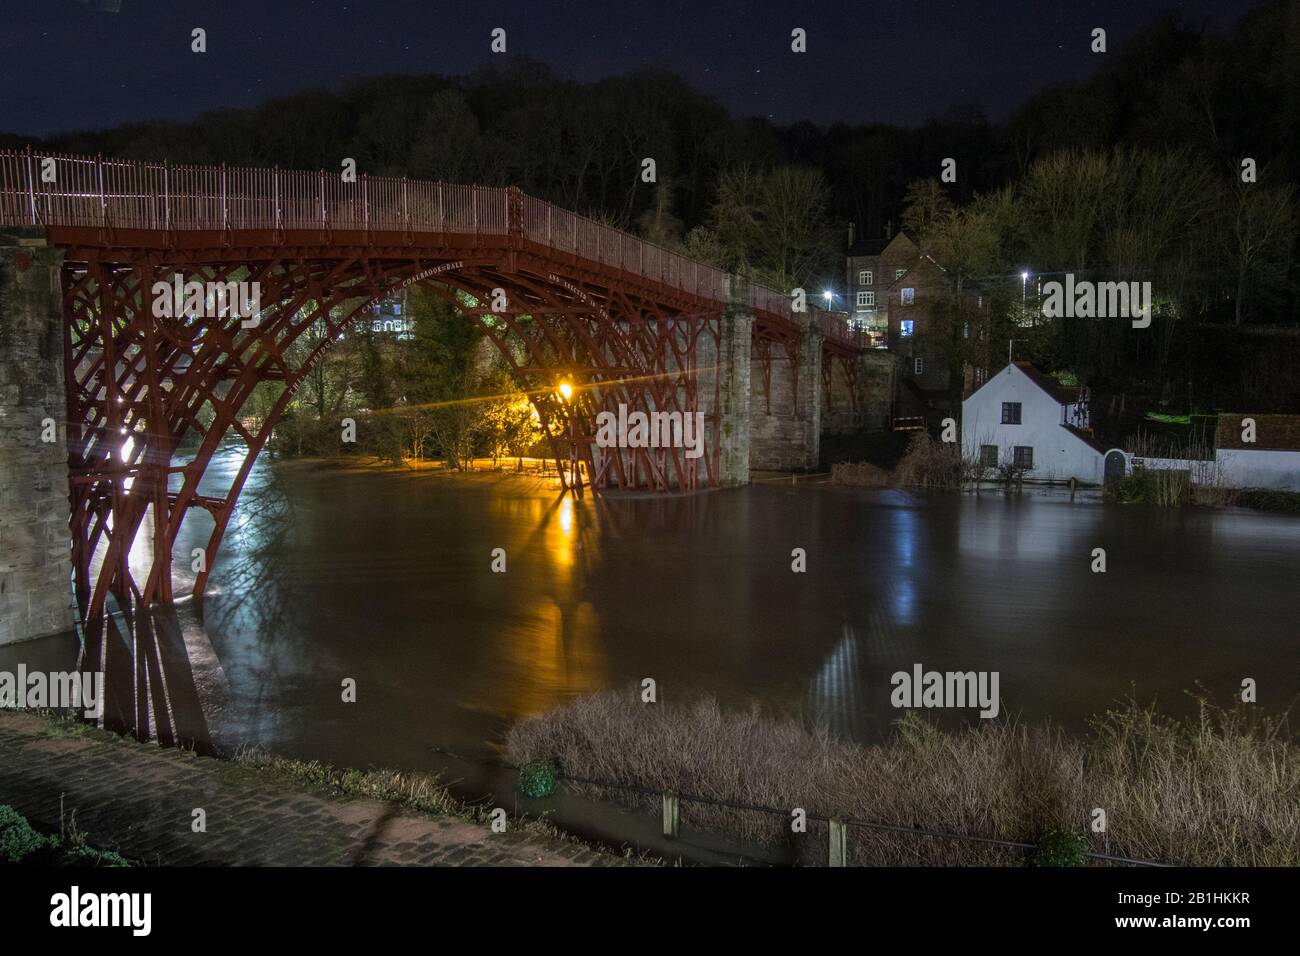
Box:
0;232;74;645
749;314;823;471
715;278;753;485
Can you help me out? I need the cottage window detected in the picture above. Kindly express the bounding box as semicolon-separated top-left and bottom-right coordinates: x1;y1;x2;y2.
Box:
901;287;916;305
980;445;998;468
859;270;872;285
1013;446;1034;469
914;357;924;375
900;319;915;337
1001;402;1022;424
857;291;874;308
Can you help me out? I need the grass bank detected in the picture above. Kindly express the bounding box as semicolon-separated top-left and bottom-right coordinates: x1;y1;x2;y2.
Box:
507;692;1299;866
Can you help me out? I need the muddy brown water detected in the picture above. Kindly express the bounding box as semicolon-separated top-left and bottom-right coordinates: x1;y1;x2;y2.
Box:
5;444;1298;863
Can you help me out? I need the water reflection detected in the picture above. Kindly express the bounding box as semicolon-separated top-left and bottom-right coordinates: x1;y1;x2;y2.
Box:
4;449;1298;775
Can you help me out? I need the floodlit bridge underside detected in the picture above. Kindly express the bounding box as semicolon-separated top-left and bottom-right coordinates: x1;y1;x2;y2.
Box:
56;229;739;629
0;150;867;635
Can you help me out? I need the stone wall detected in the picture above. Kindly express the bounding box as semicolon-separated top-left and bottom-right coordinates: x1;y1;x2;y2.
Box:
693;278;752;487
0;233;74;645
749;317;822;471
822;350;897;435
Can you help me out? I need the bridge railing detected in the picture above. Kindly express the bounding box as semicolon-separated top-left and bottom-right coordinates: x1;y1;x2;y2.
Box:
0;148;864;346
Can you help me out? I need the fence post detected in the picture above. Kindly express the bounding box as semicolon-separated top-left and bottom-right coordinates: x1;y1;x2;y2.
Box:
24;146;36;225
96;153;107;228
828;818;847;866
661;794;680;839
162;160;170;233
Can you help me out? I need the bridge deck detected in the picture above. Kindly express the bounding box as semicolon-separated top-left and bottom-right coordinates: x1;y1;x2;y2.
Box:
0;148;864;351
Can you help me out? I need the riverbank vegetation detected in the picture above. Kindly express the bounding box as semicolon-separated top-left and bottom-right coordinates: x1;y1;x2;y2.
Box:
507;691;1299;866
0;803;129;867
833;432;1015;492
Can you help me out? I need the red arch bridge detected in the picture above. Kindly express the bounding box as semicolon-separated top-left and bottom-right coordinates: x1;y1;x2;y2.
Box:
0;149;871;634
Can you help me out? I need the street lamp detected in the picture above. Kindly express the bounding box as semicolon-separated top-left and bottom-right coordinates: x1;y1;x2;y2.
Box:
823;290;833;306
556;380;580;497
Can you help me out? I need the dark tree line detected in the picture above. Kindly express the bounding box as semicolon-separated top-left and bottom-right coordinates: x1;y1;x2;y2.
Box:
9;0;1297;417
15;1;1294;299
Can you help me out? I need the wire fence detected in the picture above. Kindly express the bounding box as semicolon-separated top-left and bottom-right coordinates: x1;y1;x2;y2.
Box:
429;746;1169;867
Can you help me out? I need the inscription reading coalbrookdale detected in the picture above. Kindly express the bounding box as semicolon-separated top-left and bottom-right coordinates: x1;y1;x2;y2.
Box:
593;404;706;459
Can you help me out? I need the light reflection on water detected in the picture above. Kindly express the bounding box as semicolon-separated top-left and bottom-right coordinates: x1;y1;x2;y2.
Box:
6;445;1300;777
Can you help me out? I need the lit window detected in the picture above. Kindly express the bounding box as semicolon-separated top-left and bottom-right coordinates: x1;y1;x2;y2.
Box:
1013;446;1034;469
1001;402;1022;425
900;319;914;337
901;288;915;305
857;291;875;308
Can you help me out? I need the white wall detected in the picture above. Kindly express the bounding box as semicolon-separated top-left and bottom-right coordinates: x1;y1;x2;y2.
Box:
1215;449;1300;491
962;365;1102;483
1131;456;1217;484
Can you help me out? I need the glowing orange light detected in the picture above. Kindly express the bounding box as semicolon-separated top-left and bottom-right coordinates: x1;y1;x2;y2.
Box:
557;381;573;401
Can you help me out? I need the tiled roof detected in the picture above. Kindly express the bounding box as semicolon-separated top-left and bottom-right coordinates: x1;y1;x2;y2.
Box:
963;361;1081;405
1216;414;1300;451
1013;361;1082;405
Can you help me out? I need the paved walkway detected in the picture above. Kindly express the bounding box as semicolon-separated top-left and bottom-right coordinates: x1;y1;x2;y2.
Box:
0;712;622;866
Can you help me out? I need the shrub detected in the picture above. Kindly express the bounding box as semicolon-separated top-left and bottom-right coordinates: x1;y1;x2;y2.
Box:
0;805;47;864
894;433;963;489
66;846;130;867
1233;488;1300;514
830;462;893;487
518;759;560;798
1031;829;1088;867
1106;468;1189;506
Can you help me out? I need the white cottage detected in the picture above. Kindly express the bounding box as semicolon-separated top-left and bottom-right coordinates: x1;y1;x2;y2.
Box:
961;362;1107;484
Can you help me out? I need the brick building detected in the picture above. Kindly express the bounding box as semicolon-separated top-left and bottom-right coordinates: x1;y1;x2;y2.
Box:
844;232;917;337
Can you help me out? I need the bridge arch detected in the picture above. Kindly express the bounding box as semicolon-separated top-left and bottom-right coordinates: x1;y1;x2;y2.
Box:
1;149;867;636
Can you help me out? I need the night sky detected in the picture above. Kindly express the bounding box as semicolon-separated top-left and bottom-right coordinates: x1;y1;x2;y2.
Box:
0;0;1265;136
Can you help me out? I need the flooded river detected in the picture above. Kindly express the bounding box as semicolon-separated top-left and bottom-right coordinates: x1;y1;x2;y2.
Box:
5;445;1298;858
